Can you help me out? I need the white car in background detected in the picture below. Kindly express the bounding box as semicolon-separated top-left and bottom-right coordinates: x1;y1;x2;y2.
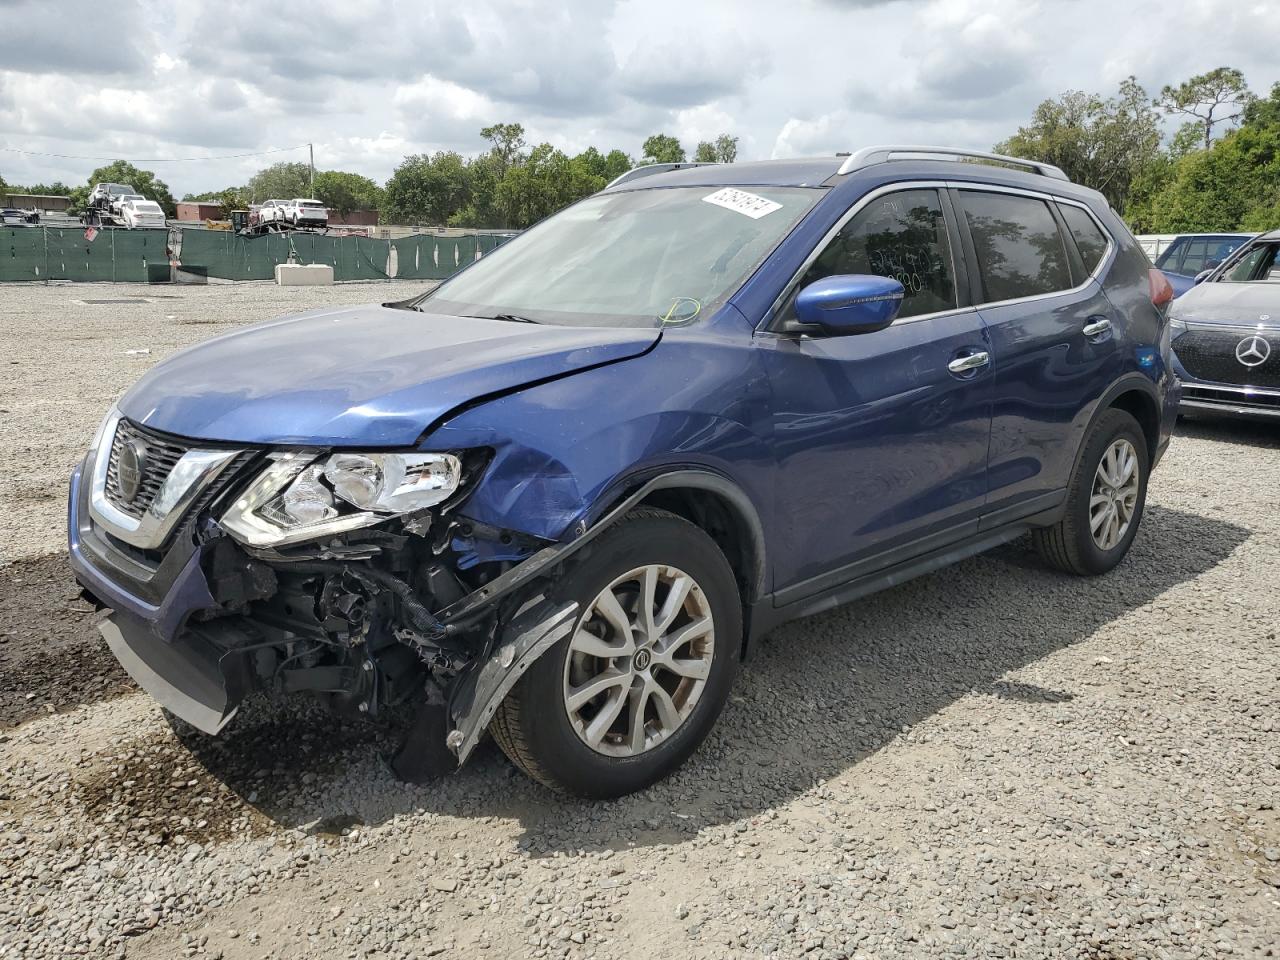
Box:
281;198;328;228
119;196;166;229
254;199;289;227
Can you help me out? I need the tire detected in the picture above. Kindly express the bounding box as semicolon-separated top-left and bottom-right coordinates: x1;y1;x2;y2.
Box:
1033;408;1149;576
490;507;741;798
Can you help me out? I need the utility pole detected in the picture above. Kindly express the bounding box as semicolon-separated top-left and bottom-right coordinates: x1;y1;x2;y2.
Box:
309;143;315;195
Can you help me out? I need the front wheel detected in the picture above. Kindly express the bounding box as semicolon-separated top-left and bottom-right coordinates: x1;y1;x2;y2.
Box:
1033;408;1148;576
490;508;740;798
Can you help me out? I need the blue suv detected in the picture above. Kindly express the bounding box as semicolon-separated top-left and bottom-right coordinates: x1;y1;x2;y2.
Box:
69;146;1179;797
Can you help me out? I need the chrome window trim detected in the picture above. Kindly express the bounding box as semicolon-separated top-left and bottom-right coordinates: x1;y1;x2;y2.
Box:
88;410;243;550
766;180;1116;331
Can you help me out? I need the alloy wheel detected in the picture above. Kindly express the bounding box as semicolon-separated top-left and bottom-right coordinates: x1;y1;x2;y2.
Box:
562;564;715;757
1089;437;1140;551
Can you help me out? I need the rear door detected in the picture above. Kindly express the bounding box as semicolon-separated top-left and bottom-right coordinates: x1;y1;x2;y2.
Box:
951;187;1122;523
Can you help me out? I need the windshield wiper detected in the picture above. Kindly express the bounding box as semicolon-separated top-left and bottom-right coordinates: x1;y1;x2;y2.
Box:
488;313;539;324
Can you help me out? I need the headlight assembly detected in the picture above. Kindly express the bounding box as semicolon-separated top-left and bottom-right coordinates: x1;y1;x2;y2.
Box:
325;452;461;513
220;451;463;548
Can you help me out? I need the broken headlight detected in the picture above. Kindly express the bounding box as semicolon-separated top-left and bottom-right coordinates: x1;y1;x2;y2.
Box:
221;451;462;548
325;452;461;513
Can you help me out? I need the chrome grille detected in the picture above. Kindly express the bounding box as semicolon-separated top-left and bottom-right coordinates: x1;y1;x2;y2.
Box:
103;419;192;518
1173;330;1280;389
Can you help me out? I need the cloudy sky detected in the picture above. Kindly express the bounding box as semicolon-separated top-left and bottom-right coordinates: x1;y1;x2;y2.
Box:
0;0;1274;197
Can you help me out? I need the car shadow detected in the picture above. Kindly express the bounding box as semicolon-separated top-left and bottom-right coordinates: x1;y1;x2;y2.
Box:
167;503;1248;854
1177;415;1280;450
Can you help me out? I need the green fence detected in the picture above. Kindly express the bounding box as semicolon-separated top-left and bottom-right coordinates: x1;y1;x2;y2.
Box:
0;226;510;283
178;231;395;281
0;227;168;282
390;235;470;280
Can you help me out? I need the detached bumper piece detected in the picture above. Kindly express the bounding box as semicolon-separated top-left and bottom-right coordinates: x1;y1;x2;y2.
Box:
100;615;242;734
391;597;579;782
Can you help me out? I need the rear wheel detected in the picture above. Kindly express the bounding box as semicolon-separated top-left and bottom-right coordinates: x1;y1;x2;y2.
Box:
490;508;740;797
1033;408;1148;575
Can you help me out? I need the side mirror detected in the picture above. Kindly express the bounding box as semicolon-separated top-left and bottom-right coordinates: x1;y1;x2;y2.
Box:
1194;269;1213;285
792;275;904;335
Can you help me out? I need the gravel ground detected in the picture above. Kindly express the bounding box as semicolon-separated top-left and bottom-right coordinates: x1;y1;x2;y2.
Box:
0;281;1277;960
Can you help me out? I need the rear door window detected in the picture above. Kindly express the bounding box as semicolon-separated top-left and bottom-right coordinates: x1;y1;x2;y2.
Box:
958;191;1073;303
1153;238;1183;270
796;188;958;320
1058;204;1110;275
1177;238;1210;275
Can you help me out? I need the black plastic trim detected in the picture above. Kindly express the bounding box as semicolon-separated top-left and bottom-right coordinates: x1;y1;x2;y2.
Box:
435;468;769;626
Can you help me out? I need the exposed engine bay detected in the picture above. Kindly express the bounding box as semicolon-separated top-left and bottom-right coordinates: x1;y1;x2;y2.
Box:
129;499;580;780
72;426;650;781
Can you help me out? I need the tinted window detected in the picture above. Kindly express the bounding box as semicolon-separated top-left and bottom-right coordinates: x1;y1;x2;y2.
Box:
1059;204;1109;274
797;189;957;319
1178;238;1210;275
959;192;1072;302
1153;238;1183;270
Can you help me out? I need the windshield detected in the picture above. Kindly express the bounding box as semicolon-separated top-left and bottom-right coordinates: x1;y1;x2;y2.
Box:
416;185;820;327
1222;241;1280;282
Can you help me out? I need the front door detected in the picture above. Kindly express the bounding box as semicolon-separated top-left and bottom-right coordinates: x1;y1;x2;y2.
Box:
761;187;993;602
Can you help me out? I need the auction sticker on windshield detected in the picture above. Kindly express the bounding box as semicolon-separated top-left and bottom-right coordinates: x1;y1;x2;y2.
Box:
702;187;783;219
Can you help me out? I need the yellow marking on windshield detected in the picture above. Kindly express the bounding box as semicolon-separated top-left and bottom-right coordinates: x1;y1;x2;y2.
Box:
660;297;702;325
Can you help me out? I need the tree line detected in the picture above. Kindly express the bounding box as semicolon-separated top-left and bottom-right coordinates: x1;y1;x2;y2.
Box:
0;127;738;230
6;71;1275;235
994;67;1279;232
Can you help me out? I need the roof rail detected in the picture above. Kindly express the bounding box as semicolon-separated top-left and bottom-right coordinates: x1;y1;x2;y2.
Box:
606;161;721;189
837;145;1069;182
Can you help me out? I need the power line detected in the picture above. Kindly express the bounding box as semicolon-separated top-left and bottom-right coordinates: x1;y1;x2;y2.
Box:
0;143;314;162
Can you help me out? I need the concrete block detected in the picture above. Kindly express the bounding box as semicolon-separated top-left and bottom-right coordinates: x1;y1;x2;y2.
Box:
275;263;334;286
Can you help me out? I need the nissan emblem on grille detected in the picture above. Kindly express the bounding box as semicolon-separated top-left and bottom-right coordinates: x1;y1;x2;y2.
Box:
116;439;147;502
1235;335;1271;368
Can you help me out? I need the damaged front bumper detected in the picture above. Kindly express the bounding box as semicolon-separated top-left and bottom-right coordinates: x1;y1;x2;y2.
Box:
69;457;582;777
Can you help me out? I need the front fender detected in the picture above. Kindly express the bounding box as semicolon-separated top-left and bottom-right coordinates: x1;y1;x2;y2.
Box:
424;332;774;547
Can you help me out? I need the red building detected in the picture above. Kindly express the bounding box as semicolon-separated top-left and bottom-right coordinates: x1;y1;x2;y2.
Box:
175;202;227;222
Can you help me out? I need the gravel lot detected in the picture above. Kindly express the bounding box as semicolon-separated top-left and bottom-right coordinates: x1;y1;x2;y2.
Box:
1;281;1277;960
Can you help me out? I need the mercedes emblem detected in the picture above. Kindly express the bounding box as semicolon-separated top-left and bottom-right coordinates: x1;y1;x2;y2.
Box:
1235;335;1271;368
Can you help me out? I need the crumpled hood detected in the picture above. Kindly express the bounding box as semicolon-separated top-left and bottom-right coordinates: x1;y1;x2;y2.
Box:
118;304;660;446
1173;282;1280;326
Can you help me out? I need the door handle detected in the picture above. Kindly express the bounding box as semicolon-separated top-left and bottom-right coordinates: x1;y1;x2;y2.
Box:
1083;317;1112;337
948;351;990;375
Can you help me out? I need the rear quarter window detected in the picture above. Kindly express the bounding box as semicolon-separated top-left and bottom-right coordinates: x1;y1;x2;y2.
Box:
958;191;1073;303
1059;204;1110;275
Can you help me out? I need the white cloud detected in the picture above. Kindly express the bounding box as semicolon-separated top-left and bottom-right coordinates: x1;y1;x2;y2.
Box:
772;113;847;159
0;0;1275;196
